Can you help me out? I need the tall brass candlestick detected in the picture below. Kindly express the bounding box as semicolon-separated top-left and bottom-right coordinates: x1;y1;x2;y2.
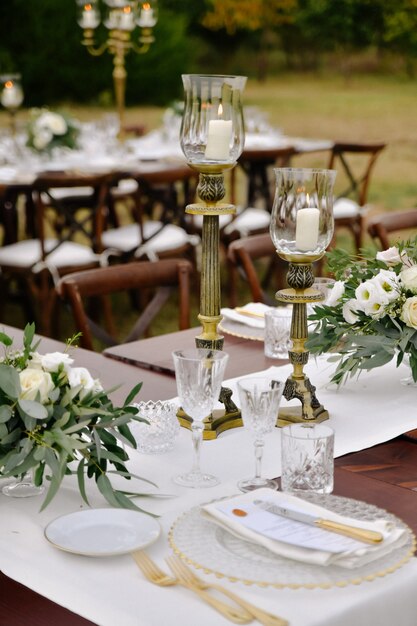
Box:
178;74;247;438
270;168;337;425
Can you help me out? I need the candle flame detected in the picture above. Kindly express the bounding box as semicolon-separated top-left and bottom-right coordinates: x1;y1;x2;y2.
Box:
217;103;223;118
142;2;151;9
84;3;92;10
123;5;131;13
4;81;13;89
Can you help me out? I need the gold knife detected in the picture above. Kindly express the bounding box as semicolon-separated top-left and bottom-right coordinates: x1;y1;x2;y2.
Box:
254;499;384;544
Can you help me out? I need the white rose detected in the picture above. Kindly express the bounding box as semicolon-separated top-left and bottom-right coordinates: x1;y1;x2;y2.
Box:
326;280;345;307
373;269;399;303
68;367;95;392
36;112;67;135
33;128;53;150
19;368;54;403
376;247;402;265
342;299;361;324
46;112;67;135
401;296;417;329
41;352;74;373
400;265;417;295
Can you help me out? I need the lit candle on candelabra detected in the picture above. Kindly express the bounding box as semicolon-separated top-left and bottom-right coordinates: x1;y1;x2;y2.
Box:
0;80;23;110
119;6;135;30
80;3;99;29
138;2;156;27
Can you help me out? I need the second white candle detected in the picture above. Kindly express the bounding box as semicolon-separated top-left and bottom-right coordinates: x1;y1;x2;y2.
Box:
295;207;320;252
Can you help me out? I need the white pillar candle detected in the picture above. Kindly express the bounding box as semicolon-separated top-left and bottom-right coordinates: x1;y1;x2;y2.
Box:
80;7;99;29
138;6;156;27
295;207;320;251
1;84;23;109
119;9;135;30
205;119;233;160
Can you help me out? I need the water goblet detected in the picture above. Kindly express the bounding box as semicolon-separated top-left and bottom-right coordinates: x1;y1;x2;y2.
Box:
237;377;284;492
172;348;229;488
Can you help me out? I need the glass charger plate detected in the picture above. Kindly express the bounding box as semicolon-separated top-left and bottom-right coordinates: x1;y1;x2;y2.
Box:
45;508;161;557
168;493;415;589
218;319;264;342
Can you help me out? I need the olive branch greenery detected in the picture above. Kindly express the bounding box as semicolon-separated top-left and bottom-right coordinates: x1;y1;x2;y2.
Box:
306;238;417;386
0;323;157;514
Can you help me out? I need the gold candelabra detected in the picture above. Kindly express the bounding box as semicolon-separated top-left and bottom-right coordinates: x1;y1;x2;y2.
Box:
270;167;337;426
76;0;157;135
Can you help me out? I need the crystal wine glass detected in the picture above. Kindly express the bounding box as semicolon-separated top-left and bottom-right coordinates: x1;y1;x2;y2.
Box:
237;377;284;492
172;348;229;488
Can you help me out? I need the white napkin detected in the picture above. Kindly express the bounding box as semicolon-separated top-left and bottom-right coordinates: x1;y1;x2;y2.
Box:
202;488;409;569
221;303;272;329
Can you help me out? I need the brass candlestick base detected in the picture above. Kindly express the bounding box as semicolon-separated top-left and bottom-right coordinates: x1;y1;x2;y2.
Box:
178;164;241;438
275;258;329;426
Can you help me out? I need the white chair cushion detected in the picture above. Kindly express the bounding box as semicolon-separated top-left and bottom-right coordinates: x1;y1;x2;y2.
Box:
101;222;164;252
111;179;138;196
0;239;99;269
223;207;271;237
135;224;199;258
333;197;361;219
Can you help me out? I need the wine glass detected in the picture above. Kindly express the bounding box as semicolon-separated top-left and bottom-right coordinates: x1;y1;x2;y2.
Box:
236;377;284;492
172;348;229;488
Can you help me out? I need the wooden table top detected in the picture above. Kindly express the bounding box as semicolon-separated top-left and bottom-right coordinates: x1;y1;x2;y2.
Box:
2;325;417;625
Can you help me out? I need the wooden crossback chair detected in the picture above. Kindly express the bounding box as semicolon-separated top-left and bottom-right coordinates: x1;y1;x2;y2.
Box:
367;209;417;250
226;232;286;307
56;258;192;351
0;172;112;336
328;141;386;250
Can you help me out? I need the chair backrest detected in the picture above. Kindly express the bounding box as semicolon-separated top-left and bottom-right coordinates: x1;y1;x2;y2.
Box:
32;171;112;258
227;232;284;304
367;209;417;250
57;258;192;351
327;142;386;206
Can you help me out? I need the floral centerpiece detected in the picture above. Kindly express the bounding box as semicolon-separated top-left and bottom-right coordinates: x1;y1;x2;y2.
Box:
26;107;79;153
0;324;154;511
307;238;417;385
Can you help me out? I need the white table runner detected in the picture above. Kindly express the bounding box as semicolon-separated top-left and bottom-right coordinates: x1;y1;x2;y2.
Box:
1;355;417;626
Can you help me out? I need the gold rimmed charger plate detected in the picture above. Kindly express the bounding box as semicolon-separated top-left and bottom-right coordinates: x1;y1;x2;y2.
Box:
218;320;264;342
168;493;415;589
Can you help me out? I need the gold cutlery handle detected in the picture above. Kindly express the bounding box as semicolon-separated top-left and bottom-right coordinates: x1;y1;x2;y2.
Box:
182;585;252;624
316;519;384;544
205;582;289;626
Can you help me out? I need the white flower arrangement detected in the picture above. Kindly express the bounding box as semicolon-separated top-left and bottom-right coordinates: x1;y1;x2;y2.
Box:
307;238;417;384
0;324;152;511
26;107;79;153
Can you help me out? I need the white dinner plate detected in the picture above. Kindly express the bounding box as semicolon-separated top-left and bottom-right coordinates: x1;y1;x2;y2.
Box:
44;508;161;557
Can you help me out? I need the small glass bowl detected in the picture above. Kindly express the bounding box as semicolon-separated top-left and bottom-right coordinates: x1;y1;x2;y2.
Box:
130;401;180;454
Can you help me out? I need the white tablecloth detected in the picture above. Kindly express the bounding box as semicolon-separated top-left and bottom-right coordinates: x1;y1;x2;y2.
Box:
1;355;417;626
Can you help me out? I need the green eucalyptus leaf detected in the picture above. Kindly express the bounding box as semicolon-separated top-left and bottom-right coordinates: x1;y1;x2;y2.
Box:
0;332;13;347
18;399;48;420
0;364;21;399
76;458;89;505
0;405;13;423
96;473;121;508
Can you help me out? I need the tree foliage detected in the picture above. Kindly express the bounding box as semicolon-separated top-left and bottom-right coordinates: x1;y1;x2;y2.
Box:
202;0;296;34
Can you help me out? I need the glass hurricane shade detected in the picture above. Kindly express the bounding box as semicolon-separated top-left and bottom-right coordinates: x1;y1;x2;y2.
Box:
270;168;337;260
76;0;157;31
0;74;23;110
180;74;246;166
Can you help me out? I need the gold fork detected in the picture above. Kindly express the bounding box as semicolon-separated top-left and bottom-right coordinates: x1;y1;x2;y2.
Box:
132;551;253;624
166;555;289;626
